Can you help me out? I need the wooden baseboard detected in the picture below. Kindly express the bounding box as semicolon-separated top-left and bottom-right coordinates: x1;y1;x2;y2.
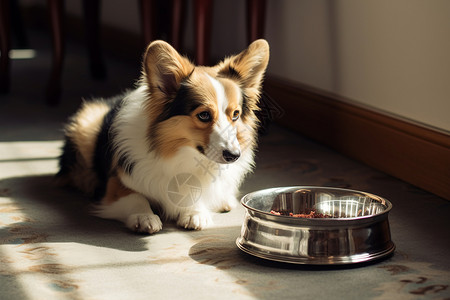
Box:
264;76;450;200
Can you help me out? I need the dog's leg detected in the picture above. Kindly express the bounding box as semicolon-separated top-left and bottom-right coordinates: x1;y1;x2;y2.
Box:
95;193;163;233
93;176;162;233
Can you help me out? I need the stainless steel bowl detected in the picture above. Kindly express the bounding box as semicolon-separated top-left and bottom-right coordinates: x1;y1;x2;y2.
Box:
236;186;395;265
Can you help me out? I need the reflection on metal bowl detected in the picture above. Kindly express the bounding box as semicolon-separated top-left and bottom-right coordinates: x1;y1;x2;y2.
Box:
236;186;395;265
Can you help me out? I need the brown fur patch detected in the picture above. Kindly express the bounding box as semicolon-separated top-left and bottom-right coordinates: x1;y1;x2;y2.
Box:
236;120;258;154
101;176;133;205
219;78;242;122
65;101;110;167
185;71;220;119
153;114;212;158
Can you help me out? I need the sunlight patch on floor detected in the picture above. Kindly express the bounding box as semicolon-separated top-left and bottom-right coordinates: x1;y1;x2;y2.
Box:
0;141;63;178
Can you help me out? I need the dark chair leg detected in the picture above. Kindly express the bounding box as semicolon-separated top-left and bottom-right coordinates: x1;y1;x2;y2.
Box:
246;0;266;43
83;0;106;79
140;0;157;48
247;0;267;134
0;0;11;93
194;0;212;66
46;0;64;106
171;0;185;51
10;0;29;49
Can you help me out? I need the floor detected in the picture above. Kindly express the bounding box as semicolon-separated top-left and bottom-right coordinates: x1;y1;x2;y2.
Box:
0;30;449;300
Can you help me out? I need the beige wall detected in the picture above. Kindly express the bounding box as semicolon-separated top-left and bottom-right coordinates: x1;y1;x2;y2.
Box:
264;0;450;132
27;0;450;132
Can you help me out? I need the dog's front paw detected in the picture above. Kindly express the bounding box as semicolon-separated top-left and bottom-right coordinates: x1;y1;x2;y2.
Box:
126;213;163;234
177;211;212;230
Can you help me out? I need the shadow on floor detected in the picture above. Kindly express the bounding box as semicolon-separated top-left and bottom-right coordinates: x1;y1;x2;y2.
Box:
0;174;167;252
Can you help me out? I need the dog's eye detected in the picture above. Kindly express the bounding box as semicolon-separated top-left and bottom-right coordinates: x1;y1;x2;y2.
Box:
232;110;240;121
197;111;212;122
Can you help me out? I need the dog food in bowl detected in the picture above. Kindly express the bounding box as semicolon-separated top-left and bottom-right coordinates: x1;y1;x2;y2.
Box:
270;210;333;218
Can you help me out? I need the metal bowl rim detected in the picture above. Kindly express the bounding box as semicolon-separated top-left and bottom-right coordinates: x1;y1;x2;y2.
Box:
240;186;393;222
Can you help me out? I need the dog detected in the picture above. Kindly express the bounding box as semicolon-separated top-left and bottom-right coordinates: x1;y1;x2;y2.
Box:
57;39;270;234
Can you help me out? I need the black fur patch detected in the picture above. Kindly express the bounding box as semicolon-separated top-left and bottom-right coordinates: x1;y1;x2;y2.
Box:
157;81;203;123
218;65;242;80
117;153;135;175
92;95;125;200
57;137;79;178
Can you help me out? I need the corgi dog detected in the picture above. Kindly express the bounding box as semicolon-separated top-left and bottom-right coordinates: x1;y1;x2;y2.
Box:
57;39;270;234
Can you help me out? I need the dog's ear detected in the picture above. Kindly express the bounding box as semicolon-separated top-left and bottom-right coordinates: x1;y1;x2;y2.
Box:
143;41;194;97
217;39;269;120
218;39;270;91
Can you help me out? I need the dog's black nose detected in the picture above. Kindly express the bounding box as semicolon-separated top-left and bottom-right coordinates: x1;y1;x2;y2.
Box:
223;149;240;163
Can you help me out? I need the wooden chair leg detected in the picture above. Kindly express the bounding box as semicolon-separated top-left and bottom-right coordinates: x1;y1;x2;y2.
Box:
246;0;266;43
10;0;29;49
83;0;106;79
0;0;11;93
171;0;185;51
194;0;212;66
46;0;64;105
140;0;157;48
